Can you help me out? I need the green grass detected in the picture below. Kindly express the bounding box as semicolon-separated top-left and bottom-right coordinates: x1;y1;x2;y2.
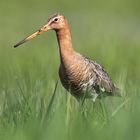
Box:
0;0;140;140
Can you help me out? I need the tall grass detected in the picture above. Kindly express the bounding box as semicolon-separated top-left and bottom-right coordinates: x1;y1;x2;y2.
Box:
0;0;140;139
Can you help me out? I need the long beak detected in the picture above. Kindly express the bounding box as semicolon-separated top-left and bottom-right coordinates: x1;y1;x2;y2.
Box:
13;24;50;48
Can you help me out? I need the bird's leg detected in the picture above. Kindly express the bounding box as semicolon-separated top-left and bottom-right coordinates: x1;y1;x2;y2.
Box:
77;93;86;106
81;90;88;105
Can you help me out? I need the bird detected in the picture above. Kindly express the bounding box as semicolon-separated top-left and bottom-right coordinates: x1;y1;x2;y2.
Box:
13;13;120;102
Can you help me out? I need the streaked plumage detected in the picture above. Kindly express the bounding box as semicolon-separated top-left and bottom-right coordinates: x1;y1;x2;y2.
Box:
59;53;119;101
14;13;120;101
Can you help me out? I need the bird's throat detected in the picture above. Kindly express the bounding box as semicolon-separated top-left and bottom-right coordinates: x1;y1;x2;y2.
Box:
56;27;74;64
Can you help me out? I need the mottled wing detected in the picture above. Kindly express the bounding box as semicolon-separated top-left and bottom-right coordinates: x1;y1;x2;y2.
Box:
90;60;117;94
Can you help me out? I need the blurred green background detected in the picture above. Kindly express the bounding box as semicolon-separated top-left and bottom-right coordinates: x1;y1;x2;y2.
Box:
0;0;140;140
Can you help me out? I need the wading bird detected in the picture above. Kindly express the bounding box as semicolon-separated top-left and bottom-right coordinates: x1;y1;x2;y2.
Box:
14;13;120;101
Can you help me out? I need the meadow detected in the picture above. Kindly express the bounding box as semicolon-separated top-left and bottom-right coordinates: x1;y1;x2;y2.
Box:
0;0;140;139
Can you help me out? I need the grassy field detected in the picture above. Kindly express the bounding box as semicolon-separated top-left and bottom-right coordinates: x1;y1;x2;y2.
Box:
0;0;140;140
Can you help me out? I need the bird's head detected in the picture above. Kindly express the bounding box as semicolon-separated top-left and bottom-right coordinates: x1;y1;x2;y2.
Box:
14;13;67;48
47;13;67;30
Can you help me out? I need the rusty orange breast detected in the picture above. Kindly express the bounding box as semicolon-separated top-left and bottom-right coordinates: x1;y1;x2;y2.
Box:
58;53;91;97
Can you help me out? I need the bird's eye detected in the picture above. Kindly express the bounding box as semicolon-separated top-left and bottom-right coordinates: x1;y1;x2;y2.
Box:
54;18;58;22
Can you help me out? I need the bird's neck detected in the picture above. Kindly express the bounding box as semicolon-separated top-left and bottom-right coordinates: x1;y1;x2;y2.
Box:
56;27;75;64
